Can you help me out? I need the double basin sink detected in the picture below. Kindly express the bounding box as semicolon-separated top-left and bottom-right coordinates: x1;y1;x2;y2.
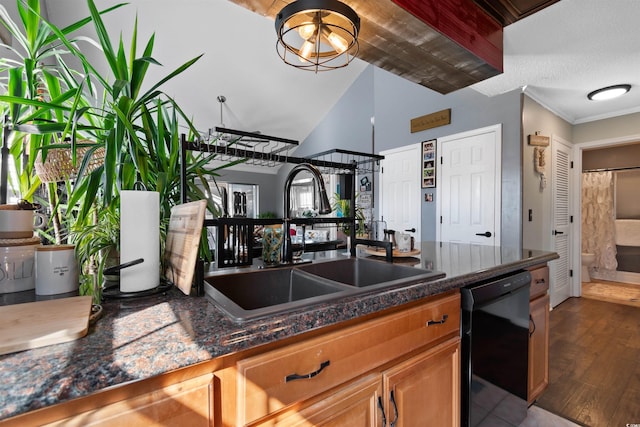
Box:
204;257;444;321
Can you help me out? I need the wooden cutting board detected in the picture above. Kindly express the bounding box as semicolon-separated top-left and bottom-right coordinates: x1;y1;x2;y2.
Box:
163;200;207;295
363;246;421;258
0;296;92;356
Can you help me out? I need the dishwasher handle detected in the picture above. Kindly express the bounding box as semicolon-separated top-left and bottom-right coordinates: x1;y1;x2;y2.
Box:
463;271;532;306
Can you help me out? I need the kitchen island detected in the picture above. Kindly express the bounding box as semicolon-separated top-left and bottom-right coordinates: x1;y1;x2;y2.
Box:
0;242;557;425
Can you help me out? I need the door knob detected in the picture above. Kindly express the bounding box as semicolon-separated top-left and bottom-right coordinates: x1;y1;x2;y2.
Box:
475;231;492;238
404;228;416;233
553;230;564;235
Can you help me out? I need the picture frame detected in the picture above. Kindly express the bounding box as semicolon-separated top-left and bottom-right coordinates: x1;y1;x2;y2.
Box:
422;139;436;188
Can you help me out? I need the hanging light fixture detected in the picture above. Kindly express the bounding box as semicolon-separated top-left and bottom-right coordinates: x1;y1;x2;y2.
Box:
275;0;360;72
587;84;631;101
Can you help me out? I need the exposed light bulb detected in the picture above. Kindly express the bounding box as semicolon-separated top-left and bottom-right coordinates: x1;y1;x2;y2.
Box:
299;40;315;63
321;28;348;54
297;23;316;40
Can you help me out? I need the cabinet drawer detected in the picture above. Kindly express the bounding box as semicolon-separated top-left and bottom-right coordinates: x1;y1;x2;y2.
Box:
236;292;460;424
529;265;549;300
44;374;214;427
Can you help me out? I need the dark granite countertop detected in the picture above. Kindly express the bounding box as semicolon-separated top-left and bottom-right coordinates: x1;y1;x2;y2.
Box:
0;242;557;421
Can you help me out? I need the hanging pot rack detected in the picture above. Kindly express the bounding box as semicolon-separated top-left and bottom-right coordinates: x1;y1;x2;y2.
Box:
183;131;383;175
204;95;382;172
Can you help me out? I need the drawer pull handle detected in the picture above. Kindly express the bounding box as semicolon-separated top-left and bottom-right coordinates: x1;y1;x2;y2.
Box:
427;314;449;326
285;360;330;382
536;278;546;284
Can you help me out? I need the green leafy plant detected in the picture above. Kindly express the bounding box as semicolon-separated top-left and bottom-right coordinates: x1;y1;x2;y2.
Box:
1;0;238;300
0;0;122;204
258;211;278;219
331;192;365;236
73;204;120;301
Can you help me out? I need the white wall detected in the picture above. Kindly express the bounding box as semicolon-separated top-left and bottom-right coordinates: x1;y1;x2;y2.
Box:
522;95;572;251
296;65;525;247
573;112;640;144
374;67;523;247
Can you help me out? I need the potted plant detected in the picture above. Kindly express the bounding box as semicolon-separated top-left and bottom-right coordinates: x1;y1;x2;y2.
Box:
73;204;120;298
1;0;235;301
331;192;366;237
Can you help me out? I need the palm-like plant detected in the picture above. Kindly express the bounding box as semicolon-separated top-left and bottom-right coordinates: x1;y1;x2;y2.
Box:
0;0;122;203
1;0;237;301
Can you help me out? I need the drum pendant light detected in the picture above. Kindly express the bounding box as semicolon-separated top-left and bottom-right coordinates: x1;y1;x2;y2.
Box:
275;0;360;72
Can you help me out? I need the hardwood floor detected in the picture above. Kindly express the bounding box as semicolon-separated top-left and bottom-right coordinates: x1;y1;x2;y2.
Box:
582;280;640;308
535;296;640;426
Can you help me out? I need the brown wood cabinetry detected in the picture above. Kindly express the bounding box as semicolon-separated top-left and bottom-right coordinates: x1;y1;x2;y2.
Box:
0;292;460;427
261;337;460;427
260;374;383;426
527;265;550;404
381;338;460;427
219;292;461;426
0;374;213;427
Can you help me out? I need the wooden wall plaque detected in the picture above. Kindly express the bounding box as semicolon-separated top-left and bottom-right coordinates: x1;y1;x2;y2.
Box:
528;134;550;146
411;109;451;133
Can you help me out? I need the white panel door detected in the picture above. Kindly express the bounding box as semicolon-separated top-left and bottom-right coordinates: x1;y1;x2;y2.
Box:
550;136;572;307
380;144;421;243
438;125;501;246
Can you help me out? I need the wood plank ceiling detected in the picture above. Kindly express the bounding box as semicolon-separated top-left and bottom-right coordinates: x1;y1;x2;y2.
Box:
230;0;558;94
472;0;560;26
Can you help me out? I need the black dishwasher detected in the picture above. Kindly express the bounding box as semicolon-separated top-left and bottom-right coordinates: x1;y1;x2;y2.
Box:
461;270;531;427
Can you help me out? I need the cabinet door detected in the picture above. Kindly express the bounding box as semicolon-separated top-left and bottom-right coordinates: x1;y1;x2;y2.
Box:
235;293;460;424
381;337;460;427
528;294;550;403
258;374;382;427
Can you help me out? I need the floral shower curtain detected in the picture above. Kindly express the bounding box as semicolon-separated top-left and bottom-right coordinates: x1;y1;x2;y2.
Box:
582;172;618;276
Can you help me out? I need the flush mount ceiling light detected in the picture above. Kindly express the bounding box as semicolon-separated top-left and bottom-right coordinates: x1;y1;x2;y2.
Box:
587;84;631;101
275;0;360;72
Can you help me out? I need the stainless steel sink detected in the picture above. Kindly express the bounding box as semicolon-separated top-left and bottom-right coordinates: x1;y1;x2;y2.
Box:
298;257;444;290
204;268;352;321
204;258;445;322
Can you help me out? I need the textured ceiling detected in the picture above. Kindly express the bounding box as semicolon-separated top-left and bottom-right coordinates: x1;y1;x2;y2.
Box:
472;0;640;124
42;0;369;147
37;0;640;152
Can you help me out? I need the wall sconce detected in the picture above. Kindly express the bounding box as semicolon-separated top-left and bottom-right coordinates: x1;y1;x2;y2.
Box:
587;84;631;101
275;0;360;72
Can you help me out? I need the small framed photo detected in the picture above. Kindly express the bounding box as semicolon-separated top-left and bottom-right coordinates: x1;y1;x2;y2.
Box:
422;139;436;188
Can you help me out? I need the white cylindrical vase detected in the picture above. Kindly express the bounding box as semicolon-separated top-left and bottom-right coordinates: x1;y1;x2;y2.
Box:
120;190;160;292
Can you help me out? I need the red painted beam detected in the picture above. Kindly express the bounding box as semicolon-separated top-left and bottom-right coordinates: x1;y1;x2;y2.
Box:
391;0;503;72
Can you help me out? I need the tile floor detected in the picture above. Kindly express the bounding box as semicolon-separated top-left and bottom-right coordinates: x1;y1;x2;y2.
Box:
520;406;582;427
471;376;581;426
471;376;526;426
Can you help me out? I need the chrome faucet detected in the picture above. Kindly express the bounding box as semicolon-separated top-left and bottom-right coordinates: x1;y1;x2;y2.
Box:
282;163;332;263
